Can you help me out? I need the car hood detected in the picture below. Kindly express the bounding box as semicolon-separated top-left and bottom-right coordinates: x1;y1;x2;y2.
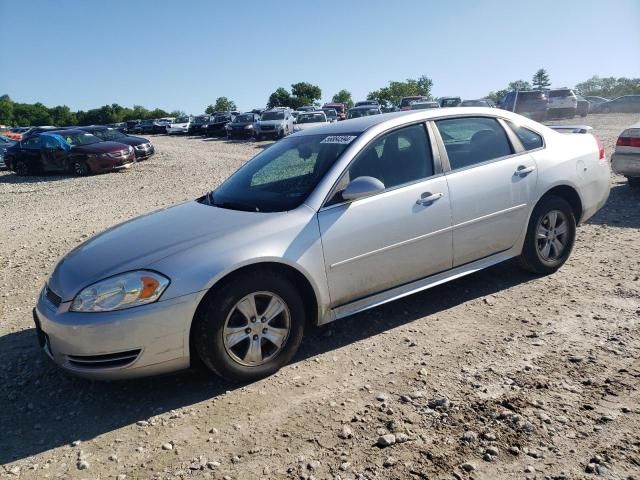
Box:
47;200;283;300
259;120;284;126
229;122;253;127
73;141;131;154
116;135;149;146
295;123;326;130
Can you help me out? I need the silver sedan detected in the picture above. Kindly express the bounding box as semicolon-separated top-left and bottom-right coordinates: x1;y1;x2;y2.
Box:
34;108;610;381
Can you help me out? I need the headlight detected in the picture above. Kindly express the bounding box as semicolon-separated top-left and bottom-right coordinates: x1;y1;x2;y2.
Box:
245;125;254;129
70;271;170;312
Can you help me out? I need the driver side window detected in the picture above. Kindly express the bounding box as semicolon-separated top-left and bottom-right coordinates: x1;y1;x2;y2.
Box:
330;123;434;203
22;137;41;149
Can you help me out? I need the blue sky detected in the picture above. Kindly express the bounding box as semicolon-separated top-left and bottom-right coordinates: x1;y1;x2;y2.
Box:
1;0;638;114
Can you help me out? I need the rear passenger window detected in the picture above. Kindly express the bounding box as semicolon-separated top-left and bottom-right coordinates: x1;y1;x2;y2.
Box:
435;117;513;170
22;137;41;149
507;121;544;151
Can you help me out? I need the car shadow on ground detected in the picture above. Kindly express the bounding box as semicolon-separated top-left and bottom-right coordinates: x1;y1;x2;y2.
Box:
587;181;640;229
0;260;535;465
0;172;75;184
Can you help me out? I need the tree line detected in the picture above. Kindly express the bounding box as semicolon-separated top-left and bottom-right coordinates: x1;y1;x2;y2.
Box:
1;71;639;127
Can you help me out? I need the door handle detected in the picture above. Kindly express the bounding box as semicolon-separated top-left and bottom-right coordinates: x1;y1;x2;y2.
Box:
515;165;536;176
416;192;444;206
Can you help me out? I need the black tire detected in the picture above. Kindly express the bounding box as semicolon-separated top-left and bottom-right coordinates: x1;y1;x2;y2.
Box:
192;270;306;383
517;195;576;275
15;161;30;176
72;159;90;176
628;177;640;188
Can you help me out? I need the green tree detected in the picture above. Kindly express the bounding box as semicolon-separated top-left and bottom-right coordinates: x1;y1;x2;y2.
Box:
509;80;532;91
49;105;77;126
575;75;640;97
332;89;354;109
0;94;14;125
291;82;322;108
267;87;293;109
211;97;237;112
532;69;551;90
367;75;434;108
205;104;216;114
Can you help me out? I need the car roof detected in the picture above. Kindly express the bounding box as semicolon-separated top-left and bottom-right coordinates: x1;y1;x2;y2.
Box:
47;128;88;135
291;107;546;138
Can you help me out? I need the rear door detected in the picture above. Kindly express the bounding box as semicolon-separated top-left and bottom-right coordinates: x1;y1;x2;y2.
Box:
318;123;453;306
19;136;43;170
433;116;538;266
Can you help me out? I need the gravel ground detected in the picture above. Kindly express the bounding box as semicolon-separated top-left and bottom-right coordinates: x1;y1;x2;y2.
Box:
1;113;639;479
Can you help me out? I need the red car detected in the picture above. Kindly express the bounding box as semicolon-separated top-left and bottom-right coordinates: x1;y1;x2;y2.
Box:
322;103;346;120
4;129;135;176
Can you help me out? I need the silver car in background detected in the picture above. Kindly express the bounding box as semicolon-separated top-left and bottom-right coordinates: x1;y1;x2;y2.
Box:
34;108;610;382
611;121;640;187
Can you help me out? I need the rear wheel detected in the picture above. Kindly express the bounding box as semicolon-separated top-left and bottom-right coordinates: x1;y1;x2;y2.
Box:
517;195;576;274
193;271;306;382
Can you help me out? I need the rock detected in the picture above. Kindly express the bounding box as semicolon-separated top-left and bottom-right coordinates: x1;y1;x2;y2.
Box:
116;475;126;480
508;446;520;455
340;462;351;471
428;397;450;410
527;449;543;459
108;454;118;461
461;462;476;472
136;420;150;427
161;443;173;451
207;461;221;469
596;464;608;476
338;425;354;439
71;440;81;447
483;431;496;441
524;465;535;473
9;466;20;476
383;456;397;467
586;463;597;473
462;431;478;443
556;415;569;424
377;434;396;447
209;427;219;434
308;460;320;471
375;393;388;401
486;446;499;456
395;433;409;443
77;460;90;470
483;453;493;462
386;419;401;432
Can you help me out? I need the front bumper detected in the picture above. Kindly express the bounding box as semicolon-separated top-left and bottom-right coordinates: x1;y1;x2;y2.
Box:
134;144;155;159
257;127;281;137
167;127;188;135
227;128;255;138
33;288;201;379
611;153;640;177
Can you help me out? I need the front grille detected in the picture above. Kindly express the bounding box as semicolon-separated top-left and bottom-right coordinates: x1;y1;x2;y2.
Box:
66;349;141;369
260;125;275;131
45;286;62;307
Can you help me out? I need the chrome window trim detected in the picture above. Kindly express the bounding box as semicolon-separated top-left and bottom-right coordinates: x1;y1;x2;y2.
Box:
502;119;546;153
319;121;439;211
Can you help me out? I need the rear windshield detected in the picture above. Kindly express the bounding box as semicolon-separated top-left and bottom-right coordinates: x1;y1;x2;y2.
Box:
549;90;573;98
400;97;426;107
298;113;325;123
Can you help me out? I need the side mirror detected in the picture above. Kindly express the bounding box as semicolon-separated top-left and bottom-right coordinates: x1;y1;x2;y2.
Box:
341;176;385;201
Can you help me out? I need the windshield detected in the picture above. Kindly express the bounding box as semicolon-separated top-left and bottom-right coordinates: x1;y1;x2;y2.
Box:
459;100;487;107
193;116;208;124
175;116;189;123
210;133;357;212
400;97;425;107
59;132;102;146
261;111;285;121
93;128;125;140
323;110;337;118
235;114;254;123
347;108;377;119
298;113;325;124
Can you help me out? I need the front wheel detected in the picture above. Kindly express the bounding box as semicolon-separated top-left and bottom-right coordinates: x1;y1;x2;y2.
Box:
15;161;30;176
628;177;640;188
72;160;90;176
517;195;576;274
192;271;306;382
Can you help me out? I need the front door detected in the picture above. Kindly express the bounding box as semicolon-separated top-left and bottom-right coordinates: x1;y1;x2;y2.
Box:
434;116;538;266
318;123;453;307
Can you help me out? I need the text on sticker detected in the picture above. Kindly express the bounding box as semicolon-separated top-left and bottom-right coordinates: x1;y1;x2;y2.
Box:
320;135;357;145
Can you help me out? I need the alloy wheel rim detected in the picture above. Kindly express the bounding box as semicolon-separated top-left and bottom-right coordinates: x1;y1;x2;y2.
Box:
223;291;291;367
536;209;568;261
74;162;85;175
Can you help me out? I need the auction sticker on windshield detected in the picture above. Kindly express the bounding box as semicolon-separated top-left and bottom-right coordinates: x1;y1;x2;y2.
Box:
320;135;357;145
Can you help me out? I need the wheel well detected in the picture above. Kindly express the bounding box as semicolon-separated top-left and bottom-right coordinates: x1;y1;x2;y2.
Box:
542;185;582;222
188;262;319;366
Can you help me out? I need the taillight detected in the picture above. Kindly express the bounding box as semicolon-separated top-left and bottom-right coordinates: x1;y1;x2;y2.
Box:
617;137;640;148
593;134;605;160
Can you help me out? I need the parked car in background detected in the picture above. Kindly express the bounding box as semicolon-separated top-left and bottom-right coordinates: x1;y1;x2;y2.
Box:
438;97;462;107
125;120;140;133
256;108;294;139
2;127;27;141
21;126;60;140
584;96;609;106
77;126;155;160
205;113;235;137
0;135;16;169
346;105;382;119
322;103;346;121
355;100;380;108
134;119;155;135
296;106;316;113
547;88;578;118
167;116;192;135
592;95;640;114
322;108;338;123
498;90;548;122
225;112;261;139
575;95;589;117
399;96;429;111
294;111;328;130
5;129;135;176
410;101;440;110
611;121;640;187
33;108;610;382
459;99;494;107
188;115;210;135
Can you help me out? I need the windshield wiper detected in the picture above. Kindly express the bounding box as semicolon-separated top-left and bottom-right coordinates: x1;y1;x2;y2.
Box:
208;193;259;212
